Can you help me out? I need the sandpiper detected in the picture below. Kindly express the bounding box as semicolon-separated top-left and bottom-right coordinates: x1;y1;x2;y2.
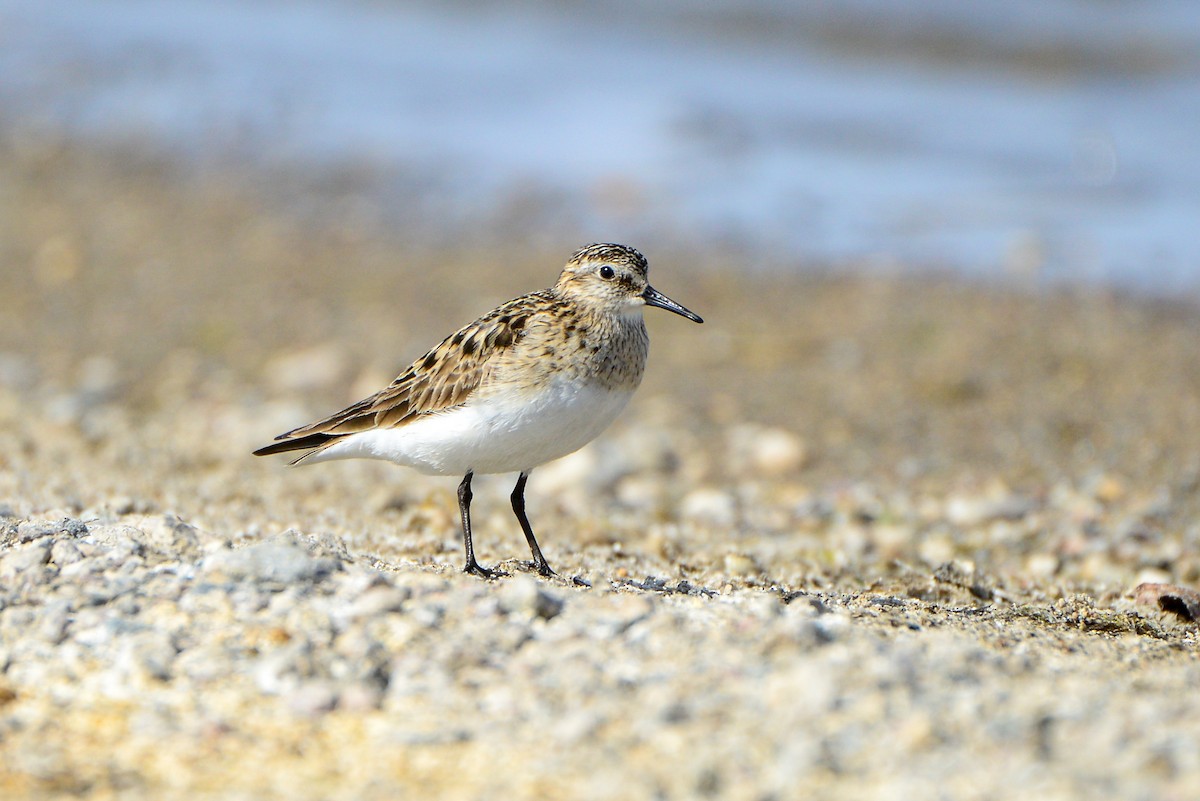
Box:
254;243;703;578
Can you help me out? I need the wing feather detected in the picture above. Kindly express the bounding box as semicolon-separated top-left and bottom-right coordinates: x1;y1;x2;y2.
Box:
252;291;552;459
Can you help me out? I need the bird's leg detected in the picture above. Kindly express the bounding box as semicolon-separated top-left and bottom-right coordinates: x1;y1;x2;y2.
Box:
511;471;555;577
459;471;501;579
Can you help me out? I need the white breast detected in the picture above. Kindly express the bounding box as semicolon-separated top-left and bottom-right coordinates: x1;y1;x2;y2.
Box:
304;378;634;476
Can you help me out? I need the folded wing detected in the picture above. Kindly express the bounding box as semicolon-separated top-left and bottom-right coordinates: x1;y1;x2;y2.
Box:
253;293;544;462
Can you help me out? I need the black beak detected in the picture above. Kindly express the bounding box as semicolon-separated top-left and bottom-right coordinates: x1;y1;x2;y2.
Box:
643;285;703;323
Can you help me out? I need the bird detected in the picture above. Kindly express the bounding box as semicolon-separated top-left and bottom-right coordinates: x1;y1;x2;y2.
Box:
254;243;703;578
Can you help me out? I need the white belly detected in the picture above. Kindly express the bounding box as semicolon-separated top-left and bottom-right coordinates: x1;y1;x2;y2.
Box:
304;379;634;475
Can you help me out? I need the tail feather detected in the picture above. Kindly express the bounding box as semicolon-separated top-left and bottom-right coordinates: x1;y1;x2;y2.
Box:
252;433;338;458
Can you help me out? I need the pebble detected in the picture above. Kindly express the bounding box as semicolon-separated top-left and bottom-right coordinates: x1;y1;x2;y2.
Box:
722;552;760;577
338;682;384;712
1089;474;1127;504
15;521;56;543
135;516;202;559
944;492;1033;526
36;600;71;644
809;614;849;644
286;680;340;717
50;538;84;566
202;541;338;585
254;639;317;694
726;424;807;475
340;584;412;621
680;488;737;527
0;539;52;578
1025;553;1059;579
498;574;565;620
116;630;179;684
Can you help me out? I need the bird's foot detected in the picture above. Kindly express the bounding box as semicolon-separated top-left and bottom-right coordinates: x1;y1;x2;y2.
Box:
516;559;556;578
463;561;507;580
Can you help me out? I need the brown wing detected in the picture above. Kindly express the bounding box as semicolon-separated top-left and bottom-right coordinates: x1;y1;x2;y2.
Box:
252;292;547;461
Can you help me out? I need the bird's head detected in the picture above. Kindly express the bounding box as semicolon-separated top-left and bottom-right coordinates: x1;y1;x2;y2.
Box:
555;243;703;323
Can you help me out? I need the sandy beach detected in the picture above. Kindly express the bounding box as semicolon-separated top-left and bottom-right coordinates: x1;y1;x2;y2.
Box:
2;136;1199;799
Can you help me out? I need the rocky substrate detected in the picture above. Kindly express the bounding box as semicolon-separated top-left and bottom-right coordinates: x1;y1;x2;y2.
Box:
1;503;1197;800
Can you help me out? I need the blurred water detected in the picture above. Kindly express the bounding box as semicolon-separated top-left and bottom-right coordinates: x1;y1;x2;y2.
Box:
2;0;1198;288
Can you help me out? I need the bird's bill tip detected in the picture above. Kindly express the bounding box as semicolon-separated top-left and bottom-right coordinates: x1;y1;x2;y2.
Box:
642;286;703;323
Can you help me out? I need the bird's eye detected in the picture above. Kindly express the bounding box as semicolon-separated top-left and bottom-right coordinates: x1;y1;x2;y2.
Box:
599;265;615;280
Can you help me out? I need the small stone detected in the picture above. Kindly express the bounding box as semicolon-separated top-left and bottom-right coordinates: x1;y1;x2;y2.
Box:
102;539;146;568
118;631;179;683
110;496;139;515
286;681;339;717
1135;582;1200;622
1133;567;1172;587
136;515;202;559
59;518;89;538
614;475;664;511
750;429;807;474
255;640;317;694
944;488;1032;526
917;532;956;566
589;594;654;638
810;614;848;644
1090;474;1126;504
175;644;235;684
0;540;52;578
342;585;412;620
743;592;782;619
203;541;337;585
338;682;384;712
292;529;353;563
86;525;146;556
108;496;156;515
36;601;71;644
932;561;995;600
727;425;807;476
723;552;760;577
872;524;916;557
634;575;667;591
680;489;737;527
499;574;564;620
49;539;84;566
1025;553;1059;579
58;556;104;578
15;521;55;543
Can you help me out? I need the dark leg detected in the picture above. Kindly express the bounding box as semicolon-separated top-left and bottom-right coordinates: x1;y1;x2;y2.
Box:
459;471;500;579
511;471;555;577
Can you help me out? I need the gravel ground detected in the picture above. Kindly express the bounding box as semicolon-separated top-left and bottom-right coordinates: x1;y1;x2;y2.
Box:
2;136;1200;800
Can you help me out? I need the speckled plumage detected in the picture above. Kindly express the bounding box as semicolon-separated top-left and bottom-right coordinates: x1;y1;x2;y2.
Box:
255;243;702;578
